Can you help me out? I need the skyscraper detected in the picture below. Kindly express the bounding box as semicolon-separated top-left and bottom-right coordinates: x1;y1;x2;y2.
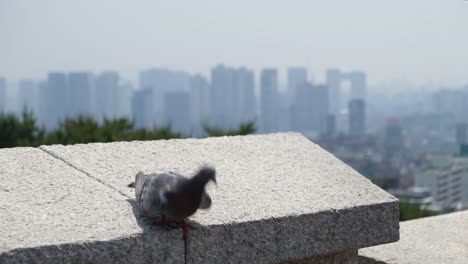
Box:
456;123;468;145
18;80;37;114
292;82;329;137
287;67;307;100
349;71;367;101
210;64;236;130
95;71;132;122
164;91;191;134
260;69;279;133
132;89;154;129
139;68;190;126
190;75;211;136
236;67;256;125
348;99;366;136
40;72;68;130
326;69;341;117
68;72;93;118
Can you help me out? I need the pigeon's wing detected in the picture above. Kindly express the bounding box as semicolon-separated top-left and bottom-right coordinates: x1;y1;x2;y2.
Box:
134;172;174;218
168;172;212;209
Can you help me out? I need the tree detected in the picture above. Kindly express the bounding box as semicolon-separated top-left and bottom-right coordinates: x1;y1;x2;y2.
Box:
399;201;437;221
203;120;256;137
0;108;43;148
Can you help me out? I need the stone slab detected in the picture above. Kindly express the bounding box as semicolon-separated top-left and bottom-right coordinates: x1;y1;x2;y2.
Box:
0;147;184;263
41;132;399;263
359;210;468;264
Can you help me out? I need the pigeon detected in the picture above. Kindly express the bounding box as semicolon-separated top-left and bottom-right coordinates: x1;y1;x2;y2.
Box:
128;166;216;240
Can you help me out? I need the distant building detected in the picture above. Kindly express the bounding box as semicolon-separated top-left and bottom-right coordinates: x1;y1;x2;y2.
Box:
0;77;6;112
456;123;468;145
68;72;93;118
326;69;341;117
260;68;279;133
292;82;329;137
190;75;210;136
236;67;256;125
164;91;191;134
432;89;465;121
415;156;468;212
95;72;131;122
326;114;336;136
210;65;256;130
132;89;153;129
287;67;307;100
40;72;68;130
348;99;365;136
139;68;190;125
349;71;366;101
18;80;37;114
385;118;404;156
326;69;367;121
210;65;236;130
277;94;292;132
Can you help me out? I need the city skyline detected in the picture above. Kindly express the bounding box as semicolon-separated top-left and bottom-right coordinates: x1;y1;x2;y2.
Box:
2;1;468;85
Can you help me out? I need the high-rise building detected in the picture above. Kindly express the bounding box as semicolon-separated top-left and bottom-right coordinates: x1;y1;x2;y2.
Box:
260;69;279;133
349;71;366;101
40;72;68;130
18;80;37;114
210;65;255;130
326;69;367;119
68;72;93;118
0;77;6;113
287;67;307;100
210;65;236;130
456;123;468;145
348;99;366;136
432;89;465;116
292;82;329;137
190;75;211;137
132;89;154;129
326;69;341;117
164;91;191;134
139;68;190;126
236;67;256;125
385;118;404;156
326;114;336;136
95;71;131;122
277;94;292;132
416;157;468;211
118;81;133;120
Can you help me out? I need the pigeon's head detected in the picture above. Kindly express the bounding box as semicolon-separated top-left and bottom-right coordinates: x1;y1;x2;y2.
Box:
193;166;217;187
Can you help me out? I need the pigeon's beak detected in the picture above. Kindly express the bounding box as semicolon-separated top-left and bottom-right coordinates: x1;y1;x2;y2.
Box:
212;177;217;186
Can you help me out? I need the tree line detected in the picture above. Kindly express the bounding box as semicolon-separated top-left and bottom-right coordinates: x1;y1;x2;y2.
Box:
0;109;255;148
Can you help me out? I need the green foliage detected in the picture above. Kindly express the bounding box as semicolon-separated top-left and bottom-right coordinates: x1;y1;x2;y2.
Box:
203;120;256;137
0;110;257;149
399;201;438;221
0;109;43;148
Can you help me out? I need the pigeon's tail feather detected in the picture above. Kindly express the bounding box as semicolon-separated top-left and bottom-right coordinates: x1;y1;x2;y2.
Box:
128;171;145;188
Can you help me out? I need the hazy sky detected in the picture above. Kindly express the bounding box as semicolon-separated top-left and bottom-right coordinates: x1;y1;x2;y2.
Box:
1;0;468;86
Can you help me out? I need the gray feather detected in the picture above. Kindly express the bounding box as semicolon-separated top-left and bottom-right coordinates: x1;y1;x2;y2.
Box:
132;170;212;220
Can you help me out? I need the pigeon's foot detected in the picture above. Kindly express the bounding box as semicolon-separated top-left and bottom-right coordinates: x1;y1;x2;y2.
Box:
182;219;198;240
183;220;189;240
